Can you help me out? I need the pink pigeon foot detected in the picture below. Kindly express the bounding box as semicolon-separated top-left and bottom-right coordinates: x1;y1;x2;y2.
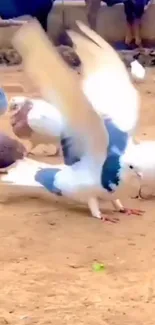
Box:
101;215;119;223
120;208;144;216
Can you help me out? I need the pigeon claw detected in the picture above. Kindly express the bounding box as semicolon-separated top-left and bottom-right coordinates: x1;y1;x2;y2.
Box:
120;208;144;216
101;215;119;223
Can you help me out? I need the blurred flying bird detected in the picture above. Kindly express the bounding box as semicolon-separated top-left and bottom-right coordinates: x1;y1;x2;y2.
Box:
1;19;146;221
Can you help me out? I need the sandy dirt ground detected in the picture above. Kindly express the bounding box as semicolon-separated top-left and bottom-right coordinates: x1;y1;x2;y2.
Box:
0;66;155;325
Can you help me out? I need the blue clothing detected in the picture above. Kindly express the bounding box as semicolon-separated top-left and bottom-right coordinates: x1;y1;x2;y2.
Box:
0;0;56;31
124;0;151;24
0;88;8;116
102;0;151;23
104;0;123;6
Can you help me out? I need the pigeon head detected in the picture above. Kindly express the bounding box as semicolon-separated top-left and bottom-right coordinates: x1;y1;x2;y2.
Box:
124;140;155;199
10;97;33;139
0;133;27;169
0;88;8;115
122;140;155;184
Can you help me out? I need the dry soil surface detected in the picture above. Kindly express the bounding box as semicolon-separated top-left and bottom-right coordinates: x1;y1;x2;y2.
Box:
0;66;155;325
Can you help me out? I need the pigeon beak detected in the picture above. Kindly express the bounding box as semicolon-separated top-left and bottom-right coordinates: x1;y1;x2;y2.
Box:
136;171;143;178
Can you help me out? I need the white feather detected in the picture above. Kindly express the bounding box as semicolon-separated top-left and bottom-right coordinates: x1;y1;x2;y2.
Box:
0;158;65;188
12;19;109;162
67;21;139;134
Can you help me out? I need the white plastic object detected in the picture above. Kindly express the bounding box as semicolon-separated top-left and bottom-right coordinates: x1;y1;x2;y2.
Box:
130;60;145;80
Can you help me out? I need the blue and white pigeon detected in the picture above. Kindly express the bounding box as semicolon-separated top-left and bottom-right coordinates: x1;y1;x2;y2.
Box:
0;20;146;221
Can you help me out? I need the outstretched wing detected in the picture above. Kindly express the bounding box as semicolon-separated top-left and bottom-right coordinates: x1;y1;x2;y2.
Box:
67;21;140;135
0;157;65;188
12;19;109;163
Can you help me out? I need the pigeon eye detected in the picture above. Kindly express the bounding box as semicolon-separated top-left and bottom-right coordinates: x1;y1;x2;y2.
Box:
129;165;133;169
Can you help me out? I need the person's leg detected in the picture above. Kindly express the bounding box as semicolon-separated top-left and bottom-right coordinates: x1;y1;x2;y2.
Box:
133;0;151;46
124;0;135;44
35;0;54;31
36;0;55;31
85;0;101;30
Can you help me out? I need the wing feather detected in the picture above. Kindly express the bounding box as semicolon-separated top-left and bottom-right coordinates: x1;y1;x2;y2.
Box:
0;158;65;187
12;19;108;162
67;22;140;134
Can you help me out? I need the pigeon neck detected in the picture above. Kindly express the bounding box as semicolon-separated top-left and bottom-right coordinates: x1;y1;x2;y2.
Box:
120;138;137;167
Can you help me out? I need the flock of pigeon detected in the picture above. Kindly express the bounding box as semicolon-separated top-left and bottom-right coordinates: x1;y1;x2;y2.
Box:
0;20;154;223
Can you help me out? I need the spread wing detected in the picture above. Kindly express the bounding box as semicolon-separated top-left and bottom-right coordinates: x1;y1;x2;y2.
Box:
0;157;65;188
67;21;140;135
12;19;109;163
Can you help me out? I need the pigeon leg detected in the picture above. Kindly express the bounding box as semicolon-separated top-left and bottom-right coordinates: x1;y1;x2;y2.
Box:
85;0;101;31
112;199;144;216
88;197;119;223
112;198;124;211
88;197;101;219
120;208;144;216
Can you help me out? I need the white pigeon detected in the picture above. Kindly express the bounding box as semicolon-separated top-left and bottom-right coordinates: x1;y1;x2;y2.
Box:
9;96;62;156
124;140;155;198
1;19;147;221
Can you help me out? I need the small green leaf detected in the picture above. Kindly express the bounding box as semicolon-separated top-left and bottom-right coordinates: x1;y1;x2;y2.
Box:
92;262;106;272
